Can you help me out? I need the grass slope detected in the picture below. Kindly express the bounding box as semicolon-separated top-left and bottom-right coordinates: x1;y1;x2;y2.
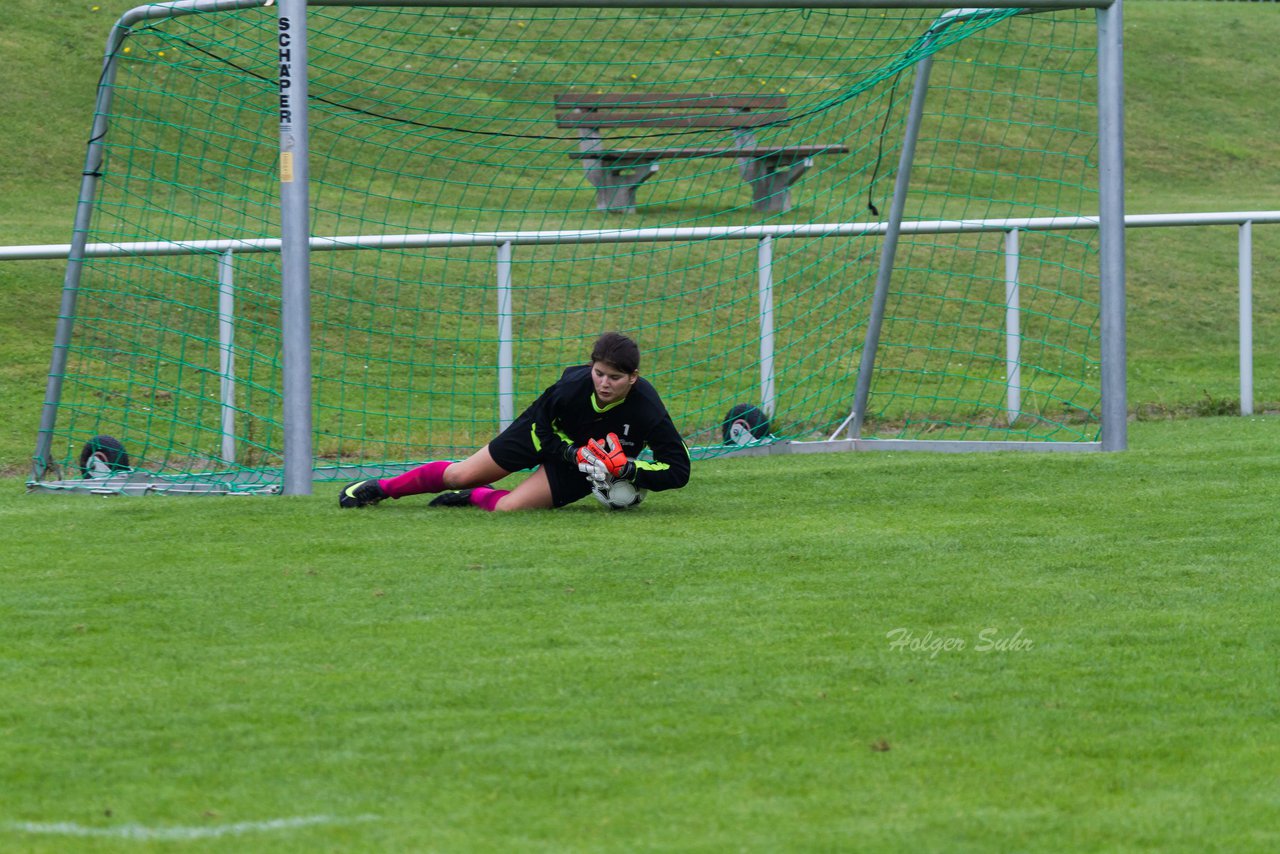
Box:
2;417;1279;851
2;1;1279;474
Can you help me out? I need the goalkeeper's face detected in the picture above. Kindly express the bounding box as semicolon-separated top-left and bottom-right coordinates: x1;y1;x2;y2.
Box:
591;361;638;405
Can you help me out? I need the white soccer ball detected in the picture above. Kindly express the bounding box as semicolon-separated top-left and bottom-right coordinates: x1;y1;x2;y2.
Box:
592;479;647;510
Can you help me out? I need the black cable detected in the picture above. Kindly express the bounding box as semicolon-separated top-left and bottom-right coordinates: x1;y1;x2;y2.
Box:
865;72;902;218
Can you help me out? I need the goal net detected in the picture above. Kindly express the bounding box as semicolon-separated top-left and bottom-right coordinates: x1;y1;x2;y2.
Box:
32;1;1106;494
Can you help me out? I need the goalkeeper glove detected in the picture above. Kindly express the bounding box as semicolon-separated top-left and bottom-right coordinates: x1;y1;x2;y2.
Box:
561;442;596;468
572;444;611;486
586;433;636;482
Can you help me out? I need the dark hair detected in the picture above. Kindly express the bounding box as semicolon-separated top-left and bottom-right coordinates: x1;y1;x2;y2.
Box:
590;331;641;374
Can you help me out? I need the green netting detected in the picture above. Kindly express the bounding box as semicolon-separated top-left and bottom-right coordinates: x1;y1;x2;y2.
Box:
34;3;1101;492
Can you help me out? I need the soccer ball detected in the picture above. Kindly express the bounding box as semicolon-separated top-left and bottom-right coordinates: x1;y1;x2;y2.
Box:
592;479;647;510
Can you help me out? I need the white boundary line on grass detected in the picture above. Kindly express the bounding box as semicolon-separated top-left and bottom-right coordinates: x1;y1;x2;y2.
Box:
8;814;379;841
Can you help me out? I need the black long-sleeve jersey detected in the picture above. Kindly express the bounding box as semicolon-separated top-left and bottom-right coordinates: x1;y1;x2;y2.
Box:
521;365;690;493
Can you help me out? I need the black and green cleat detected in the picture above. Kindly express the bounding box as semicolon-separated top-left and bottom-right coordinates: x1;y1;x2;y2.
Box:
339;479;387;508
428;489;475;508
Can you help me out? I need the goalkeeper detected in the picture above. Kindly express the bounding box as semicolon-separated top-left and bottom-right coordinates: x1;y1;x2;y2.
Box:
339;332;690;511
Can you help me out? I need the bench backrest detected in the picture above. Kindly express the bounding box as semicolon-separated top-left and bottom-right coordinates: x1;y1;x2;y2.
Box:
555;93;789;130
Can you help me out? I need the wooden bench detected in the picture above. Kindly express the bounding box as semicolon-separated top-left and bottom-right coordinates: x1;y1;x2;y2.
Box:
554;93;848;214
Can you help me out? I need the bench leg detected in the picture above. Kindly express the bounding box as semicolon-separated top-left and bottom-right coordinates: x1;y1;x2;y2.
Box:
738;156;815;213
581;160;660;214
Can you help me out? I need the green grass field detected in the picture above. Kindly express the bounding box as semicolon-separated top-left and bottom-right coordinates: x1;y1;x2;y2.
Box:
3;416;1280;851
3;1;1280;850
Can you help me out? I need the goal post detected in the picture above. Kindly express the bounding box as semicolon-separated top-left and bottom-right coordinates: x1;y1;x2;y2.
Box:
30;0;1125;495
277;0;316;496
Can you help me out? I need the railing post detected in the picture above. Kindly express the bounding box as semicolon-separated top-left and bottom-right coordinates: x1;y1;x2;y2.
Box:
1239;220;1254;416
757;236;777;417
1005;229;1022;425
217;250;237;464
497;241;515;429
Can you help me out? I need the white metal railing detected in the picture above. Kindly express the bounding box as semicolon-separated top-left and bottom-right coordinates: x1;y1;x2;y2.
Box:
5;210;1276;462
